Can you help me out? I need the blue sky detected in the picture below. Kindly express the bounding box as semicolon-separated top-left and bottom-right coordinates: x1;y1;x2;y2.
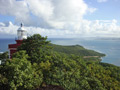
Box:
84;0;120;21
0;15;15;23
0;0;120;38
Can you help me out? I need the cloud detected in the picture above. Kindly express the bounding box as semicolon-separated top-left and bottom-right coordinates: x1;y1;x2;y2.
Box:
97;0;108;3
88;8;97;13
0;0;91;28
0;22;5;27
0;0;120;38
0;0;31;25
0;19;120;38
25;0;91;29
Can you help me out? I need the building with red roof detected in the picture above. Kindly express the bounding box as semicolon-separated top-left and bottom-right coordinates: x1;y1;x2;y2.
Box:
8;23;27;59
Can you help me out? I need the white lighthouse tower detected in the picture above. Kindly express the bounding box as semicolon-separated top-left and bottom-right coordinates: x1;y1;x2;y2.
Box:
17;23;27;40
8;23;27;59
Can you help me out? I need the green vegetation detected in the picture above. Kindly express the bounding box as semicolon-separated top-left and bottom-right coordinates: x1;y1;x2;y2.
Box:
0;52;8;64
50;44;105;57
0;34;120;90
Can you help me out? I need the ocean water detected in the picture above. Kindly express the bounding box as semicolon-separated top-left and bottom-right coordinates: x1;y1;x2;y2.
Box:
0;38;120;66
0;38;15;53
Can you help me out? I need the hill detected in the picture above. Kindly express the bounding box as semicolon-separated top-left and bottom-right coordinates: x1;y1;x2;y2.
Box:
50;44;105;57
0;34;120;90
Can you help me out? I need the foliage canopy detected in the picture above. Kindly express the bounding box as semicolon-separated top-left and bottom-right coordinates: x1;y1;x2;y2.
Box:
0;34;120;90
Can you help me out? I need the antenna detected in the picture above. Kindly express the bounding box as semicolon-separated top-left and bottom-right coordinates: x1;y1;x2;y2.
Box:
20;23;24;27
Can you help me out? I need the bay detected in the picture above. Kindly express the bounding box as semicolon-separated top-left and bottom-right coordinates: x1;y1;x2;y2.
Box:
0;38;120;66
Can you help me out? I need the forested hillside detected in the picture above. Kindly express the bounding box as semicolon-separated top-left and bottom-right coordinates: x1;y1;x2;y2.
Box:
0;34;120;90
50;44;105;57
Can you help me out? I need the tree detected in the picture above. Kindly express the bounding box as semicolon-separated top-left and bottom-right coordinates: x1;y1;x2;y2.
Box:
0;51;9;64
18;34;51;63
0;51;43;90
1;34;120;90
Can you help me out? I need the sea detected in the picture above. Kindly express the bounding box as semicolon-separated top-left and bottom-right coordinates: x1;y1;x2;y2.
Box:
0;38;120;66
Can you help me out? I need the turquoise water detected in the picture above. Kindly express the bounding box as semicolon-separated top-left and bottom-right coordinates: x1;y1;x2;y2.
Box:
0;38;120;66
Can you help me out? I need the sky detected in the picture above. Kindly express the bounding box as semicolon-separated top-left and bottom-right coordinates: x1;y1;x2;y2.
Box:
0;0;120;38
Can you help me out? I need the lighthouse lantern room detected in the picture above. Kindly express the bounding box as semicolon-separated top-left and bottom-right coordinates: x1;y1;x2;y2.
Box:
17;23;27;40
8;23;27;59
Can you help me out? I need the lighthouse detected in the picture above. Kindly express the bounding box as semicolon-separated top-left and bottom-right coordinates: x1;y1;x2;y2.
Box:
8;23;27;59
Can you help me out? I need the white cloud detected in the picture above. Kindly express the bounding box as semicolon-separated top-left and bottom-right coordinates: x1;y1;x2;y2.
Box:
0;22;5;27
97;0;108;3
0;0;120;38
0;19;120;38
0;0;31;25
0;0;90;28
88;8;97;13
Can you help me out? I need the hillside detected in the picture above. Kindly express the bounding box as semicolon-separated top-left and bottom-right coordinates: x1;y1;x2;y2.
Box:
50;44;105;57
0;34;120;90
